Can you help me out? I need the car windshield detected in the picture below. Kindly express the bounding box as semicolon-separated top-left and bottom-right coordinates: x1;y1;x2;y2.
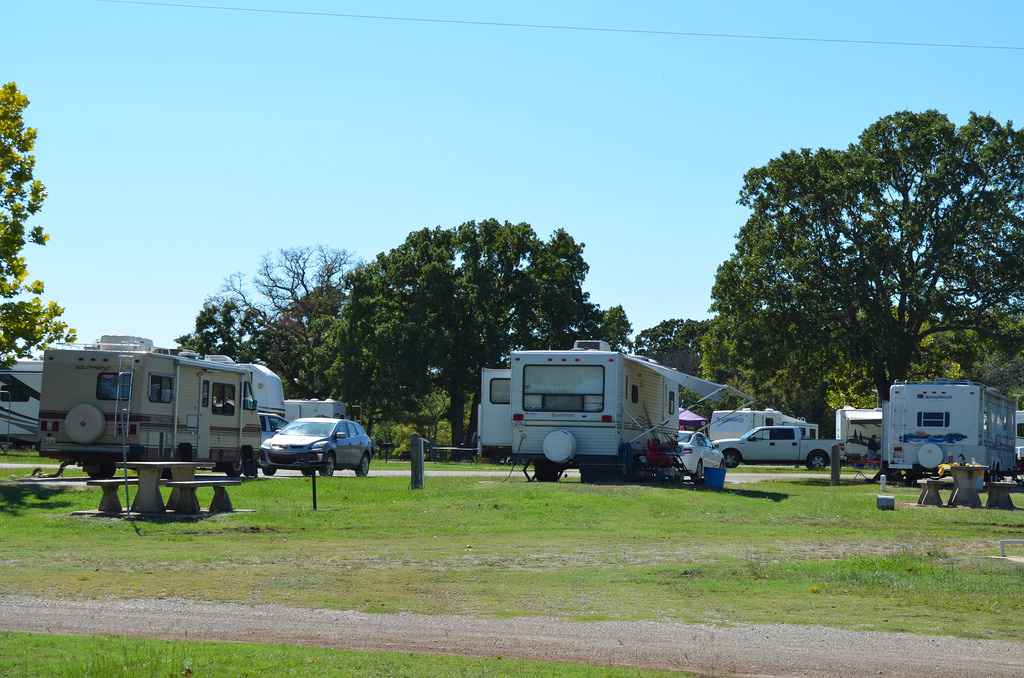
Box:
677;432;693;444
279;421;335;437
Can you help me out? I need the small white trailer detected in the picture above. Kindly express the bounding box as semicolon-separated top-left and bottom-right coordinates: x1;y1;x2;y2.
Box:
284;398;346;421
885;380;1016;479
709;408;818;442
501;340;742;482
835;406;883;462
0;359;43;445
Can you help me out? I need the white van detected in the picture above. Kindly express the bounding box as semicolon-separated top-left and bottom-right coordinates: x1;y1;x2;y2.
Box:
0;359;42;445
885;380;1016;478
710;408;818;442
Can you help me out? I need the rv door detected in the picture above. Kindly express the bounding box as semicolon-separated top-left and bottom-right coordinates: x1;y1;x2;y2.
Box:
196;376;211;460
479;368;512;451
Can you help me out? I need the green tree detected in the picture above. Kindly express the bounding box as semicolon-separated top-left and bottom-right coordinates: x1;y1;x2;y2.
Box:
710;110;1024;405
599;305;632;352
633;318;710;373
0;82;73;364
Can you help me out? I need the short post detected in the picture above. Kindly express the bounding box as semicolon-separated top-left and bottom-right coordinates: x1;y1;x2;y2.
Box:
410;434;424;490
830;445;841;486
311;466;318;511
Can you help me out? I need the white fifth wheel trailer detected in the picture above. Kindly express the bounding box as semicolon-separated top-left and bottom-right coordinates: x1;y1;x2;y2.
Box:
284;399;346;421
505;340;743;482
0;359;43;445
709;408;818;442
885;380;1016;479
835;406;883;462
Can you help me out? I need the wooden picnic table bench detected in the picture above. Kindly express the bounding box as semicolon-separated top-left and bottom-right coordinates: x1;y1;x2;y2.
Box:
86;478;138;514
985;481;1016;510
163;479;241;514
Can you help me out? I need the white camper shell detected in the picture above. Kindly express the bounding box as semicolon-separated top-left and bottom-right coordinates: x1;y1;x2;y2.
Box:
38;337;262;478
0;359;43;445
885;381;1016;478
478;368;512;461
507;341;736;481
835;407;883;462
285;399;346;421
709;408;818;442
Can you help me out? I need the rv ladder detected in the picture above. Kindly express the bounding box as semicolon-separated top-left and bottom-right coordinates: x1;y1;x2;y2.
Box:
115;355;135;514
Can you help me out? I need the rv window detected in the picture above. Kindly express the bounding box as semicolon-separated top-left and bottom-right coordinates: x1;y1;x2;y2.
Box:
96;372;132;401
201;380;210;408
212;383;236;416
523;365;604;412
769;428;795;441
0;378;32;402
631;385;639;404
668;390;675;416
917;411;949;427
765;417;775;426
148;375;174;403
489;378;510;405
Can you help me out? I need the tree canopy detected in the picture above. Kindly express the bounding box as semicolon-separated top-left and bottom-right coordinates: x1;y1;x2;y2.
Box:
0;82;72;364
709;111;1024;407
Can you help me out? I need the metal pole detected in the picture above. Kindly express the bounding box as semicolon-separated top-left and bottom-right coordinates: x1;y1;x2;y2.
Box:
830;444;841;486
311;467;318;511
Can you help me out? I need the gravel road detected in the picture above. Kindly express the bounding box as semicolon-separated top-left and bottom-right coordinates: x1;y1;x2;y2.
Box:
0;595;1021;676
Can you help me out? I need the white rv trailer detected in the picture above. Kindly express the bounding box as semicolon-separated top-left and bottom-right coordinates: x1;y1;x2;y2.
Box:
478;367;512;461
38;336;262;478
1016;410;1024;458
507;340;739;481
709;408;818;442
204;356;286;417
835;407;883;462
0;359;43;445
285;399;346;421
885;380;1016;478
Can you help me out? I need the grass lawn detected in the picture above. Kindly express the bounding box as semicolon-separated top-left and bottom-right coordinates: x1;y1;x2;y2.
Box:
0;632;675;677
1;473;1023;640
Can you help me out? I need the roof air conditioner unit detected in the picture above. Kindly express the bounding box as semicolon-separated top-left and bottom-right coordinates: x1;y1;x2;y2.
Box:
205;355;235;363
573;340;611;352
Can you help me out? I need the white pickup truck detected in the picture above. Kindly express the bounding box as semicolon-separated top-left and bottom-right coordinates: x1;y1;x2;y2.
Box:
716;426;843;469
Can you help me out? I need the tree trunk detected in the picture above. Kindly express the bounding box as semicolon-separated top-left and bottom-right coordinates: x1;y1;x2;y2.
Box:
466;390;481;443
447;388;466;446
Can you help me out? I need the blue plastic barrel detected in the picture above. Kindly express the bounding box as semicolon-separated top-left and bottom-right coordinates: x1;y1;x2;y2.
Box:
703;466;727;491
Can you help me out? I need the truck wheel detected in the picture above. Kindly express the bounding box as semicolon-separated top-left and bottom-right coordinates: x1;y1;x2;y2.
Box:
355;453;370;477
806;451;829;469
84;463;116;479
722;449;742;468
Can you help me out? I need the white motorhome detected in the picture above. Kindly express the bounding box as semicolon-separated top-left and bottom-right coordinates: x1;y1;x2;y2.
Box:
38;336;262;478
885;380;1016;478
835;406;883;462
478;367;512;462
204;358;285;418
506;340;736;482
0;359;43;445
709;408;818;442
285;399;346;421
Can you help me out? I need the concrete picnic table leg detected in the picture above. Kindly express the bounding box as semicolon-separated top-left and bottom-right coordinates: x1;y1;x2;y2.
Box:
169;486;201;514
209;486;234;513
948;470;983;509
98;485;122;513
986;485;1016;510
130;468;165;514
917;483;944;507
166;466;196;509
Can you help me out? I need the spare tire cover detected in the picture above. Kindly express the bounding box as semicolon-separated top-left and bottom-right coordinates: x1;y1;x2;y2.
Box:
542;430;576;463
916;443;944;469
65;404;106;444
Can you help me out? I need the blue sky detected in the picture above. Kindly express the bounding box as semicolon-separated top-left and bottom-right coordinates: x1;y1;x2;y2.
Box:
7;0;1023;347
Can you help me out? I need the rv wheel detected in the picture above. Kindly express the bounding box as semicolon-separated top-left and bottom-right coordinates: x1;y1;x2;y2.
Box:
533;459;562;483
224;459;243;478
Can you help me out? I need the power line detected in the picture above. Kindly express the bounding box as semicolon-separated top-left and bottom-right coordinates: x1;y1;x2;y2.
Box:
96;0;1024;52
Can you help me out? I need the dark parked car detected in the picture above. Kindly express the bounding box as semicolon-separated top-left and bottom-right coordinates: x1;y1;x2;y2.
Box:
259;417;372;477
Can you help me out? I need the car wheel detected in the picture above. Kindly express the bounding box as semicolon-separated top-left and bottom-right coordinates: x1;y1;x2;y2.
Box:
84;463;116;479
693;459;704;485
355;453;370;477
807;451;830;469
261;466;277;476
301;468;315;477
722;449;742;468
320;453;336;477
224;458;243;478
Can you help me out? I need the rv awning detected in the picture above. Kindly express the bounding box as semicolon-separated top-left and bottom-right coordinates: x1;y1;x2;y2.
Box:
622;355;751;402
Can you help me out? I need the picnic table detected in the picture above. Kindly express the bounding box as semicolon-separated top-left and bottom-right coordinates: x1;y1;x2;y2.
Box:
946;464;988;509
428;446;479;463
116;461;205;514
